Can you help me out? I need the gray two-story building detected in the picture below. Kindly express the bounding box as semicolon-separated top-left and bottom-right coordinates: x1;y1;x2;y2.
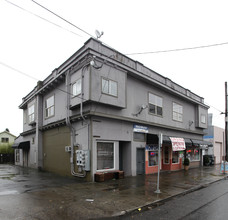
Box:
13;38;211;181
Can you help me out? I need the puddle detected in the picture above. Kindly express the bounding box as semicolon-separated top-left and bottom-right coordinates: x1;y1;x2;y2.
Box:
0;190;19;195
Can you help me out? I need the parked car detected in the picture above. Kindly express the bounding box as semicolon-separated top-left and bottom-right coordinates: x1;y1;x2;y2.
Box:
203;155;215;166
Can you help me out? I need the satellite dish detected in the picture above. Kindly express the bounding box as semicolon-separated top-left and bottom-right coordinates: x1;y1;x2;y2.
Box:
95;30;104;39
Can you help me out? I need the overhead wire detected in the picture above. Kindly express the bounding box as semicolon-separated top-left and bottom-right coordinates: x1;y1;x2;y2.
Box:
0;61;88;101
3;1;227;115
30;0;94;38
125;41;228;55
4;0;82;37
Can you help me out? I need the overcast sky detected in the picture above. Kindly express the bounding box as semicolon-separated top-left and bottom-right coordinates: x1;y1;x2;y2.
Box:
1;0;227;136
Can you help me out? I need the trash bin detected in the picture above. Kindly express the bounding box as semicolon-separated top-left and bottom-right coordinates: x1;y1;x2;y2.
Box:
203;155;214;166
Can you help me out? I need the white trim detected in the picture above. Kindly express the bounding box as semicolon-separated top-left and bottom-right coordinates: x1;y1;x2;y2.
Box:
96;141;116;172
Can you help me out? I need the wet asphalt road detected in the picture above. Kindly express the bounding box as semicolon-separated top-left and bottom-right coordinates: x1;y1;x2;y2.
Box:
116;178;228;220
0;164;226;220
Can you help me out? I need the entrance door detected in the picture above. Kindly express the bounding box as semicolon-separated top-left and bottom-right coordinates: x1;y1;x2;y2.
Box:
23;150;29;167
137;148;145;175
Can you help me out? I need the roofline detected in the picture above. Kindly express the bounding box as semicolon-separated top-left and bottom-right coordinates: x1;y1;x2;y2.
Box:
19;37;208;109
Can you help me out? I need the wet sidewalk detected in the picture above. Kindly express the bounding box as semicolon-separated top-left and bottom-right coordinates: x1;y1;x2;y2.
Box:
0;164;226;220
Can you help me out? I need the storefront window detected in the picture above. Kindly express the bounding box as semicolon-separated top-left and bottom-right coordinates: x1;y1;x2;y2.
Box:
148;151;158;166
164;146;170;164
172;151;179;163
186;147;200;161
97;142;114;170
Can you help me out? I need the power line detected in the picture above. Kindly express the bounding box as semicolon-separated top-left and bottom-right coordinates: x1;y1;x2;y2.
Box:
30;0;94;38
0;61;39;81
1;60;224;116
0;61;88;101
5;0;82;37
125;41;228;56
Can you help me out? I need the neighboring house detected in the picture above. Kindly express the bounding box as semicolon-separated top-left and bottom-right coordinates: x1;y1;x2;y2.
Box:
204;113;225;164
0;129;16;163
13;38;211;181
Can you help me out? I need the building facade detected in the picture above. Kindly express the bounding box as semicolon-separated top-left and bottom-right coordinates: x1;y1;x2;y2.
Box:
13;38;210;181
204;114;225;164
0;129;16;163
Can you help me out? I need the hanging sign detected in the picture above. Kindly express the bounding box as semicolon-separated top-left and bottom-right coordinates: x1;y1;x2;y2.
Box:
170;137;186;151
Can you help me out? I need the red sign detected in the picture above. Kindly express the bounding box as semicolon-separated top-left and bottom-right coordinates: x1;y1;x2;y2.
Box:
170;137;186;151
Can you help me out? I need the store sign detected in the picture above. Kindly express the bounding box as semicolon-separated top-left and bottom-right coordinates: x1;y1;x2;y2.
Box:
170;137;186;151
133;125;148;133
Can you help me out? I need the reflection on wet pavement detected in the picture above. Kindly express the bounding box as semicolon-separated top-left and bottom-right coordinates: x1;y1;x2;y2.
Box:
0;164;225;219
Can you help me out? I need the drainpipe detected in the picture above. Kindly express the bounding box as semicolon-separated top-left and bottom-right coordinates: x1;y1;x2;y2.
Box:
80;64;89;122
65;70;86;178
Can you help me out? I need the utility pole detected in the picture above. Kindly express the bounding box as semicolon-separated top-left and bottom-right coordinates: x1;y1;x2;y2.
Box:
225;82;228;162
155;133;162;194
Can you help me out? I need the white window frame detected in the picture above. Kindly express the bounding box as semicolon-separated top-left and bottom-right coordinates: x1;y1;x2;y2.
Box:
15;149;20;162
96;141;115;172
172;151;180;164
148;93;163;116
72;78;81;97
45;95;55;118
28;104;35;123
173;102;183;122
201;114;206;124
101;78;118;97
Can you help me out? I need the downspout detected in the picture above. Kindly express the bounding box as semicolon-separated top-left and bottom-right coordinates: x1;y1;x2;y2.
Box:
65;70;86;177
80;64;88;122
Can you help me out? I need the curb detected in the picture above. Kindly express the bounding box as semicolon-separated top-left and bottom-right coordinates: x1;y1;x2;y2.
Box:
112;175;227;218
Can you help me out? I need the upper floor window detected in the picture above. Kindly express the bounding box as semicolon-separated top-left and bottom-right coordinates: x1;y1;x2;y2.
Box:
201;114;206;124
102;78;117;97
72;79;81;96
173;102;183;122
28;104;35;123
45;95;54;118
1;137;9;143
148;93;163;116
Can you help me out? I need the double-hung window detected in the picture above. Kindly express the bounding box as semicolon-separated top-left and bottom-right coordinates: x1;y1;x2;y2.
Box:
28;104;35;123
102;78;117;97
148;93;163;116
72;79;81;96
45;95;54;118
173;102;183;122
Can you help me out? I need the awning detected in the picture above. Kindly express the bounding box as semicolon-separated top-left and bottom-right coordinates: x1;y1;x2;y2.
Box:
170;137;186;151
162;135;171;145
184;138;192;147
12;141;30;150
191;139;213;149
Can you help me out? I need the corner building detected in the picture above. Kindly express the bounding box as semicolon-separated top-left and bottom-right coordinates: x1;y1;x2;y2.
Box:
13;38;211;181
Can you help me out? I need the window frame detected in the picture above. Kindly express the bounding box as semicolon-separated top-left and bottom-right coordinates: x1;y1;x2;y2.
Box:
163;146;170;164
133;132;146;142
172;151;180;164
148;151;159;167
148;93;163;117
1;137;9;143
201;114;206;124
96;141;115;172
72;78;82;97
101;77;118;97
28;104;35;124
172;102;183;122
45;95;55;118
187;147;200;162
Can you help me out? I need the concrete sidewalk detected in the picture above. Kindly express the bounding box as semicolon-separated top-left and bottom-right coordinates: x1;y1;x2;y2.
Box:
0;164;226;220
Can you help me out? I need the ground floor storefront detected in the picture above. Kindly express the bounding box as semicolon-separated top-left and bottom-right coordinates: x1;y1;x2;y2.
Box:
12;118;212;181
